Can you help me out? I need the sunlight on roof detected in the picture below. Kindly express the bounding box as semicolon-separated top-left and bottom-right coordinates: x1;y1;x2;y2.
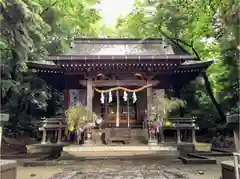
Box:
96;45;126;55
96;0;135;25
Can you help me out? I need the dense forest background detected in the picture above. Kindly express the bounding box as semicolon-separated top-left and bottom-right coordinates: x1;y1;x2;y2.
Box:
0;0;239;147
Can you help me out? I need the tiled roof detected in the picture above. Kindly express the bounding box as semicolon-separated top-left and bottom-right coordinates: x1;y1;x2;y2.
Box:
64;38;175;56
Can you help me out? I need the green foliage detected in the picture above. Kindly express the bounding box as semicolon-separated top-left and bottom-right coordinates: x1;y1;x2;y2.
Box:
151;95;185;122
0;0;101;135
114;0;239;115
65;104;96;132
110;0;239;139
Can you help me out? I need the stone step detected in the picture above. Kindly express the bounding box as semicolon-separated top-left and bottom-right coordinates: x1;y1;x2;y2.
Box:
63;145;177;152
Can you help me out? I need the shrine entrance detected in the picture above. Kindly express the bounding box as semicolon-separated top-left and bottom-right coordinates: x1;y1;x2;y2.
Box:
103;90;137;127
93;87;148;129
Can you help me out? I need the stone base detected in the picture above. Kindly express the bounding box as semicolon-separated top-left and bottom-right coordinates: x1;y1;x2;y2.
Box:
177;142;212;155
26;143;68;157
148;139;158;146
91;129;148;145
0;160;17;179
177;143;195;155
194;142;212;152
221;160;240;179
60;145;179;160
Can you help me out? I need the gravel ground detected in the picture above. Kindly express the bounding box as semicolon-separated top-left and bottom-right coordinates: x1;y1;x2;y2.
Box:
17;156;232;179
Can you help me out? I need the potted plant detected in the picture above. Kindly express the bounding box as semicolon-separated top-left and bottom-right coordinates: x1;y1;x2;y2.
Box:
65;104;97;144
150;94;185;143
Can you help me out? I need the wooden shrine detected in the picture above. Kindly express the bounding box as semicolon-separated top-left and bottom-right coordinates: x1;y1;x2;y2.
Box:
28;38;213;145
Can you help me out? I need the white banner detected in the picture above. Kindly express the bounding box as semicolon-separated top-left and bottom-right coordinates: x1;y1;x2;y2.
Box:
68;89;86;108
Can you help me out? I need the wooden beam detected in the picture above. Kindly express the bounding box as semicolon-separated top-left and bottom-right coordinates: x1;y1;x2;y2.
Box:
79;80;159;87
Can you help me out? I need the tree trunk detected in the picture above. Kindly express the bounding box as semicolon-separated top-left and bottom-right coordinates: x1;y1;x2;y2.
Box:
202;72;226;121
158;30;226;121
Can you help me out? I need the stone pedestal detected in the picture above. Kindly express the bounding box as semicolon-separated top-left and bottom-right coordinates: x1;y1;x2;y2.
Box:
0;113;17;179
0;160;17;179
0;114;9;148
222;160;240;179
148;139;158;146
221;114;240;179
83;133;94;146
226;115;240;153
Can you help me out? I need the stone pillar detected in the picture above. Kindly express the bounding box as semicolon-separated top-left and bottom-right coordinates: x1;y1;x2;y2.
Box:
57;128;62;144
233;130;240;153
0;113;17;179
177;129;181;143
0;114;9;148
192;129;196;143
41;128;47;144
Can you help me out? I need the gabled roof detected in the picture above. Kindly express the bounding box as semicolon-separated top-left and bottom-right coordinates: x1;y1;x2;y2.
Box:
65;38;175;56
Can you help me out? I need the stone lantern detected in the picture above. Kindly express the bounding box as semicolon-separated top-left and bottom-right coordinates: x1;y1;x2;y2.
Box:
0;113;17;179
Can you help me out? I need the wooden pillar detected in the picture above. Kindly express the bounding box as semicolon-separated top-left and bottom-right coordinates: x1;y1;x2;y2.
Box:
64;89;69;109
116;90;120;127
147;86;154;142
87;79;93;112
147;87;152;121
127;96;130;128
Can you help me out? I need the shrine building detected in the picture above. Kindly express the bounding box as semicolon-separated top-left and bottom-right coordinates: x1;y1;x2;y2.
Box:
28;38;213;145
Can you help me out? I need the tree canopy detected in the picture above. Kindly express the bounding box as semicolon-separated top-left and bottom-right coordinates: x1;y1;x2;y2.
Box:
113;0;239;139
0;0;100;135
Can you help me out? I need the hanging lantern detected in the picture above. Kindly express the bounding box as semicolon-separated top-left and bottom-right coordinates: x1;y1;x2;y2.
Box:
100;92;104;104
123;91;128;101
132;92;137;103
109;91;112;103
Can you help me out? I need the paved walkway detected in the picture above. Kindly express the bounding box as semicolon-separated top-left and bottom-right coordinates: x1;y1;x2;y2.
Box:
18;157;230;179
49;159;189;179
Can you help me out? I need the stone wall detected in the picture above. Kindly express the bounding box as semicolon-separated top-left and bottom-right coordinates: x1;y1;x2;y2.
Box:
221;160;240;179
0;160;17;179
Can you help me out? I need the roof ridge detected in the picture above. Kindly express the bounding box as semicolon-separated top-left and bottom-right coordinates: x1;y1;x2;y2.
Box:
74;37;163;42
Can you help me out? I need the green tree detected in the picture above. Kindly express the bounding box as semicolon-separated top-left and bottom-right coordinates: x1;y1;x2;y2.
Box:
0;0;101;136
114;0;239;123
